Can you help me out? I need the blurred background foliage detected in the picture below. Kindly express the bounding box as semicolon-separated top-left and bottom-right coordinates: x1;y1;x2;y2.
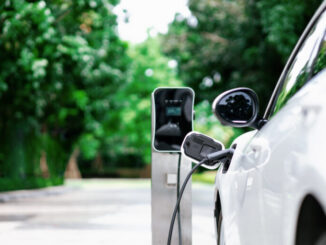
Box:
163;0;322;111
0;0;322;190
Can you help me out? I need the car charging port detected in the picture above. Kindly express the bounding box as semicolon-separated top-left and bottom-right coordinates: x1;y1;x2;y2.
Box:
222;144;236;174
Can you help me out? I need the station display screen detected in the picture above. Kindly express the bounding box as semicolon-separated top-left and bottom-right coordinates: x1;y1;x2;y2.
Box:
153;88;194;152
166;107;182;116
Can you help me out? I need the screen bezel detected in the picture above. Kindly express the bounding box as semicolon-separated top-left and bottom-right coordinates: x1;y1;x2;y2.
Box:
152;87;195;152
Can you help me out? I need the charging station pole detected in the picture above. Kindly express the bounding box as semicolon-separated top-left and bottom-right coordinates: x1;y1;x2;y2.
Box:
151;88;194;245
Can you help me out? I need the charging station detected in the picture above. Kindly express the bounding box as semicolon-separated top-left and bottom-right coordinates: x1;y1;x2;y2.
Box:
151;87;194;245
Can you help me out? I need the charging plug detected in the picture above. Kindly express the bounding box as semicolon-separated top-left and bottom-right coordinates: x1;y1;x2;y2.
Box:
181;131;225;169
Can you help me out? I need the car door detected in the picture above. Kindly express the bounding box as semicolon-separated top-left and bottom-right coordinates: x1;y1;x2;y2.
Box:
221;7;326;245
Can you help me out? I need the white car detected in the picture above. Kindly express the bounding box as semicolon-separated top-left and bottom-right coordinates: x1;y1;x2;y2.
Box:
213;2;326;245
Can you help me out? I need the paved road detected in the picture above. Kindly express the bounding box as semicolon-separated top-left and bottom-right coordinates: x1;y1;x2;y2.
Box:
0;179;216;245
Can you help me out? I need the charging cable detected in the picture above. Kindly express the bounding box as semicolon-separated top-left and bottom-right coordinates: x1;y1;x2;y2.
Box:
167;149;235;245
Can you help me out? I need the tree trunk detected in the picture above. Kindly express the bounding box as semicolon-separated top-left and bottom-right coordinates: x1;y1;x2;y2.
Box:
40;151;50;178
64;148;81;179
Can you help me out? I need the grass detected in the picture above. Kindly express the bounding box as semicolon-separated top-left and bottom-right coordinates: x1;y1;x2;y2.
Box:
192;171;216;184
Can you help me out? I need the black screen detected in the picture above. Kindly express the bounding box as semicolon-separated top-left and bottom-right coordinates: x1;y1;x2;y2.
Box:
153;88;194;151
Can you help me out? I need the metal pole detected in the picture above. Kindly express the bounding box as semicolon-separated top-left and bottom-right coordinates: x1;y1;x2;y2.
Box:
151;101;192;245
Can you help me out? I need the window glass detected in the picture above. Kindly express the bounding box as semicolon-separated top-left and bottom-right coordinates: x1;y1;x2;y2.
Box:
273;12;326;115
312;32;326;77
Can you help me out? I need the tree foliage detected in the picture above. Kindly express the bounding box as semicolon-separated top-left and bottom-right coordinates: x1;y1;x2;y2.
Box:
0;0;128;185
163;0;322;112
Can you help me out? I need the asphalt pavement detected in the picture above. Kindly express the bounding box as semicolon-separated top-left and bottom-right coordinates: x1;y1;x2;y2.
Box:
0;179;216;245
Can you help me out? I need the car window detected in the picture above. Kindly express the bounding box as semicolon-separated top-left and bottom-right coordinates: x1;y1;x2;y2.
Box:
272;11;326;115
312;32;326;77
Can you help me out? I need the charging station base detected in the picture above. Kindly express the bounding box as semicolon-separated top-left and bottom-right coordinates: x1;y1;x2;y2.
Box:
151;151;192;245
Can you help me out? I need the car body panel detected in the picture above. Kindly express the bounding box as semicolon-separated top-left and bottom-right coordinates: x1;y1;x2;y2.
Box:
216;70;326;245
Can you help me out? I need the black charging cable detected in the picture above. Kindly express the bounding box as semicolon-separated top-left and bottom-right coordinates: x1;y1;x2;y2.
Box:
177;153;182;245
167;149;235;245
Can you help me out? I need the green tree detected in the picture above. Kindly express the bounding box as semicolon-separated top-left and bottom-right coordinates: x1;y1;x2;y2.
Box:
163;0;322;112
0;0;129;188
